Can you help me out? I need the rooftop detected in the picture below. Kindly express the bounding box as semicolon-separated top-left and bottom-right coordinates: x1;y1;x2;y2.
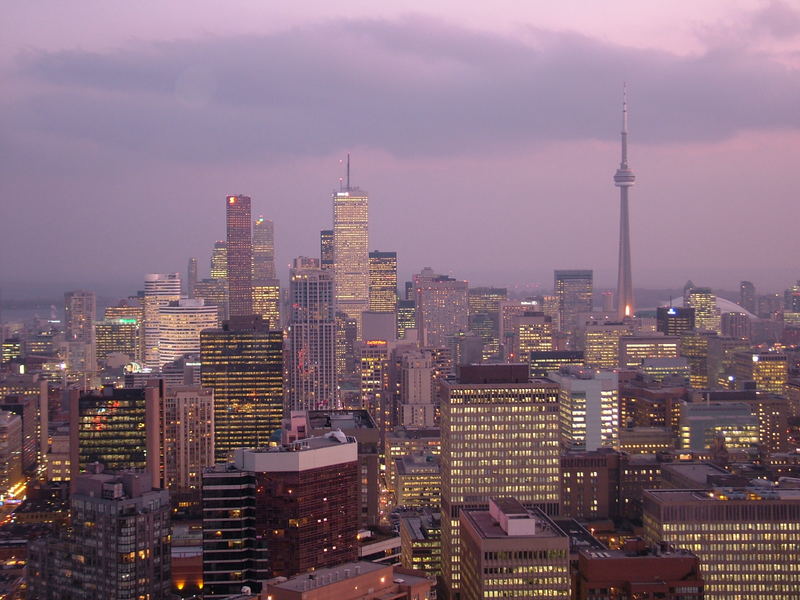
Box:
268;561;429;592
646;487;800;504
463;499;565;539
307;410;376;430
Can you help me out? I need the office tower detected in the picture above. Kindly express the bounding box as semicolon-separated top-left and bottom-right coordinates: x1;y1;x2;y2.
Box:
192;277;228;322
252;278;281;328
399;350;436;428
613;89;636;320
336;311;359;380
226;194;254;317
560;449;622;521
601;289;615;312
0;396;39;472
264;562;434;600
95;317;140;364
643;487;800;599
685;287;721;333
369;250;398;313
386;427;441;492
287;259;338;411
441;365;561;597
253;215;276;281
202;435;359;597
143;273;181;370
333;166;370;335
210;240;227;279
575;539;703;600
511;312;554;359
397;299;416;340
157;298;219;367
28;469;171;600
200;316;282;460
414;268;469;348
468;287;507;361
679;330;716;388
400;511;442;577
583;321;631;368
320;228;334;270
618;334;680;368
1;337;21;364
285;410;380;527
362;311;396;342
460;499;570;600
359;340;390;436
554;269;593;335
733;351;788;394
448;330;484;366
395;453;441;508
0;412;23;498
678;401;759;451
187;256;198;297
64;289;97;373
720;311;751;340
657;306;695;336
146;384;214;505
739;280;756;314
550;367;619;451
528;350;584;378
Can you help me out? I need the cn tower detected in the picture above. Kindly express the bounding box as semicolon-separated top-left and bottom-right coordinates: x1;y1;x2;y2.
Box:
613;86;636;320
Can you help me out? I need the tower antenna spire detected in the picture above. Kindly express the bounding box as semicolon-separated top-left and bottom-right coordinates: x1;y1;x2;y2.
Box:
346;153;351;191
620;82;629;168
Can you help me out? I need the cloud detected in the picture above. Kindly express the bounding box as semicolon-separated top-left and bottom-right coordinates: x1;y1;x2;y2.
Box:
6;16;800;164
752;1;800;39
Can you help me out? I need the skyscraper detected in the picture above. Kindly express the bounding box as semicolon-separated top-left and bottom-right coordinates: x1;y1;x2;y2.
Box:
320;229;334;270
657;306;695;336
210;240;227;279
253;215;276;281
200;316;283;461
468;287;507;361
187;256;198;297
143;273;181;370
414;268;469;348
613;87;636;320
157;298;219;367
554;270;593;336
226;194;253;317
368;250;398;313
64;290;97;374
685;287;721;333
287;258;338;411
333;162;370;336
739;280;756;314
441;365;561;597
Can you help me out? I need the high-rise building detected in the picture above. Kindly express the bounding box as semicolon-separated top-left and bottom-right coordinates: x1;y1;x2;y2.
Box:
157;298;219;367
618;334;680;368
369;250;398;313
64;290;97;373
739;280;756;314
657;306;695;336
0;412;23;499
685;287;721;333
397;299;417;340
720;311;751;340
226;194;254;317
143;273;181;370
210;240;227;279
70;386;149;477
95;317;140;365
200;316;283;461
414;268;469;348
583;321;631;368
460;498;570;600
733;351;788;394
287;258;338;411
253;215;276;281
252;278;281;328
441;365;561;597
468;287;507;361
202;435;359;597
678;401;759;451
511;312;554;360
613;88;636;320
320;229;334;270
0;396;39;474
400;511;442;577
528;350;585;378
554;270;593;335
192;277;228;323
398;350;436;429
359;340;390;436
187;256;198;297
643;487;800;599
550;367;619;451
333;169;370;335
28;469;171;600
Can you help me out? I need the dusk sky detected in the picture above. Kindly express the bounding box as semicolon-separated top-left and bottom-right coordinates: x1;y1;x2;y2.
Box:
2;1;799;298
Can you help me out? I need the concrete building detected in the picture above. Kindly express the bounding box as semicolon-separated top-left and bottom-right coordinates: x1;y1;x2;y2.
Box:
253;215;276;281
554;269;593;337
678;401;759;452
468;287;507;361
733;351;788;394
399;511;442;577
584;321;632;368
0;412;23;499
460;498;570;600
395;453;440;508
550;367;619;451
619;335;679;369
143;273;181;370
157;298;219;367
398;350;436;429
643;487;800;599
511;312;555;360
414;268;469;348
656;306;695;337
368;250;397;313
64;289;97;373
685;288;721;334
202;434;359;598
441;365;561;597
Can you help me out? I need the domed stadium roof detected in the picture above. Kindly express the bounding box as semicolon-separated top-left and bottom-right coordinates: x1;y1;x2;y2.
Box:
667;296;757;320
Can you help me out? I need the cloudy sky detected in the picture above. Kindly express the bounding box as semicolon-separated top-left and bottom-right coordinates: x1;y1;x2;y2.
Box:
1;1;799;298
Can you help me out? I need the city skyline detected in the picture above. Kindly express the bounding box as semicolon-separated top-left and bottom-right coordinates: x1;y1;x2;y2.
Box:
2;2;800;295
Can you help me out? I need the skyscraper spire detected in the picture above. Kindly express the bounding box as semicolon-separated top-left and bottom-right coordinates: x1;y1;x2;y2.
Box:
613;85;636;320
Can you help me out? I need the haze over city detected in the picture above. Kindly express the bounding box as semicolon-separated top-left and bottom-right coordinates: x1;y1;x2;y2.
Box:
2;0;800;296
